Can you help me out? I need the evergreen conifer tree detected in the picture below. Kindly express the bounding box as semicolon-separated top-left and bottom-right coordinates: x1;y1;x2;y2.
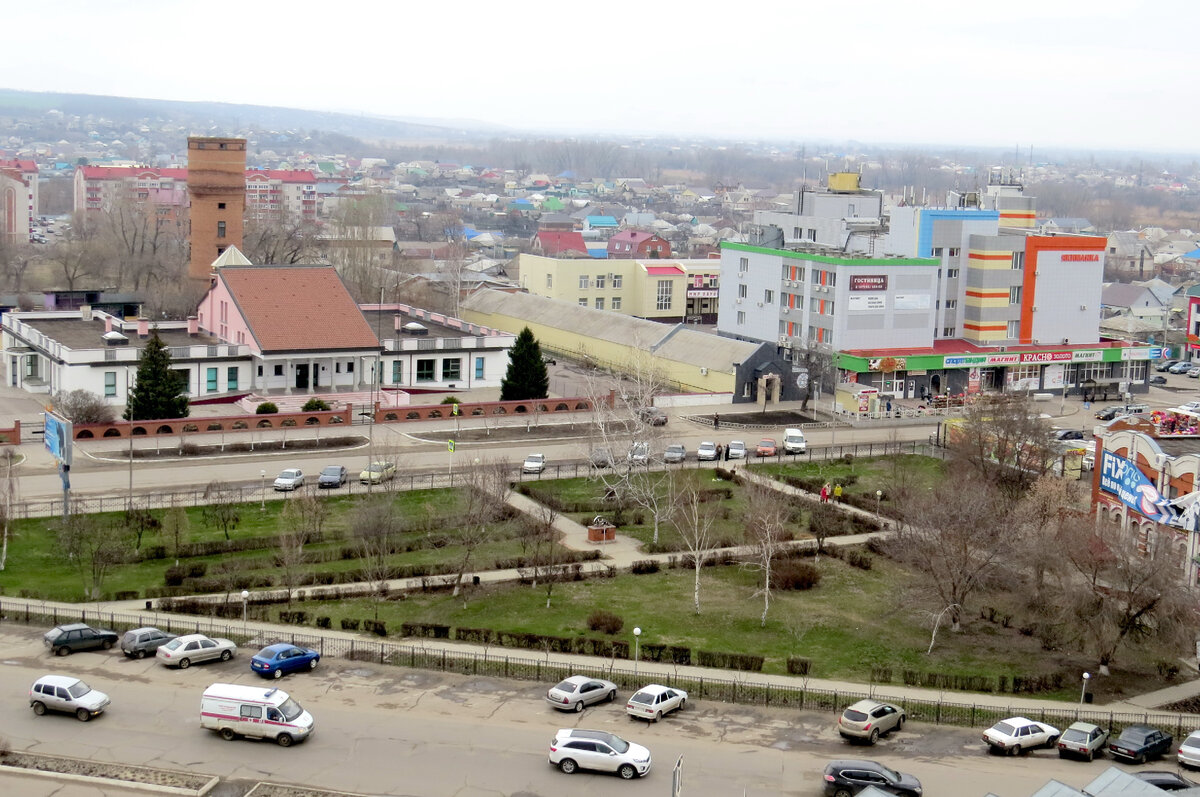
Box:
124;330;189;420
499;327;549;401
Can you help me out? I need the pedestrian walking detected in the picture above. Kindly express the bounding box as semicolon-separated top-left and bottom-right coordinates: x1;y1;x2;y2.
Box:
885;399;892;416
715;443;723;461
723;444;730;462
713;413;720;429
833;483;843;503
820;483;830;503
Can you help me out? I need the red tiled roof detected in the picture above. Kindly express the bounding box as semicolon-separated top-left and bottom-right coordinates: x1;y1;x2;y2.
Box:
609;230;654;244
645;265;683;275
0;159;37;173
536;230;588;255
219;266;380;353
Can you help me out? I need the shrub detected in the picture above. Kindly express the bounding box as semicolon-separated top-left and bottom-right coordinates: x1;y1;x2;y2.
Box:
364;620;387;636
301;398;331;412
340;618;361;631
440;396;461;405
845;550;873;570
316;616;332;629
696;650;764;671
164;565;185;587
587;610;624;635
771;560;821;590
630;560;660;575
256;402;279;414
787;656;812;676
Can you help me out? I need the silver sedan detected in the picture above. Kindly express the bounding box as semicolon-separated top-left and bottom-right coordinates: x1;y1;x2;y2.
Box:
545;675;618;712
155;633;237;669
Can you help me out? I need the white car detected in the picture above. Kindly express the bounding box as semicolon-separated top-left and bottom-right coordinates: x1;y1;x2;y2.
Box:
522;453;546;474
549;728;651;779
273;468;304;491
545;675;618;712
982;716;1060;755
156;633;237;669
1178;730;1200;768
697;441;718;461
726;440;747;459
626;684;688;722
29;675;110;721
627;442;650;465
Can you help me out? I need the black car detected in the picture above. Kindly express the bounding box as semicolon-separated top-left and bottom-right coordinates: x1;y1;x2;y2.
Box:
637;407;668;426
1054;429;1086;441
317;465;348;488
1150;375;1168;386
1157;360;1180;372
1134;771;1196;791
43;623;119;656
1108;725;1174;764
822;759;922;797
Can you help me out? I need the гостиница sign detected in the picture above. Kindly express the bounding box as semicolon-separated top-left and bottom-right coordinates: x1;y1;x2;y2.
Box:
1099;450;1173;523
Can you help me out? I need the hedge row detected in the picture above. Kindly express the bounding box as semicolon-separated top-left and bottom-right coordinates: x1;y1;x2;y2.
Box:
869;666;1069;694
139;531;329;562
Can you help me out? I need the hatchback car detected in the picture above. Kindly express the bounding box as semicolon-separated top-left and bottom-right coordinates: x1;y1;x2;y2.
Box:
626;684;687;722
317;465;348;488
838;699;906;744
663;444;686;464
1053;429;1085;441
1171;361;1195;374
121;627;177;659
696;441;718;461
726;440;747;459
43;623;118;656
545;675;617;712
1157;360;1180;372
522;453;546;474
1134;771;1197;791
1189;368;1200;379
982;717;1060;755
822;759;922;797
1178;730;1200;768
29;675;109;722
1109;725;1173;764
756;438;777;457
549;728;651;779
1057;721;1108;761
360;461;396;484
156;633;237;669
1150;375;1168;386
251;643;321;679
273;468;304;491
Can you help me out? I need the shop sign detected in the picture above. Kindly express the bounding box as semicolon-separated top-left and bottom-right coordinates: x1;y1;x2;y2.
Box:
1099;451;1173;522
1019;351;1072;363
850;275;887;291
868;357;906;371
986;353;1020;365
1121;348;1152;360
1062;253;1100;262
1072;350;1103;362
943;355;987;367
687;289;718;298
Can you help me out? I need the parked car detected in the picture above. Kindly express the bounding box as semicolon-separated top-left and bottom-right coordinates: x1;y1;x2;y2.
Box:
29;675;109;722
627;442;650;465
821;759;922;797
317;465;348;488
1109;725;1173;764
663;444;687;464
1182;401;1200;412
1056;721;1109;761
359;461;396;484
1133;771;1197;791
637;407;668;426
783;428;808;454
545;675;617;712
626;684;687;722
273;468;304;491
696;441;718;461
756;438;778;457
1157;360;1180;372
726;440;747;459
1178;730;1200;769
1053;429;1086;441
1150;375;1168;386
43;623;118;656
982;717;1060;755
120;627;177;659
590;448;615;468
1095;405;1149;421
549;728;651;779
155;633;237;669
1170;361;1195;374
251;643;321;679
1188;368;1200;379
522;453;546;474
838;699;906;744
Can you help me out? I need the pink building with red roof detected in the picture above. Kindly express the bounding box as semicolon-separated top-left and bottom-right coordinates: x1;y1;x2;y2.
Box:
0;159;39;243
533;230;589;257
607;229;671;259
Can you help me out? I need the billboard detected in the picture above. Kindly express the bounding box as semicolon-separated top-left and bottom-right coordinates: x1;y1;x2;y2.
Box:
1099;450;1172;523
44;411;73;466
849;275;887;291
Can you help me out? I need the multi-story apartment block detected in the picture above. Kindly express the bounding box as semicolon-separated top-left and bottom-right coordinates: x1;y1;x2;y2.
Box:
0;159;38;244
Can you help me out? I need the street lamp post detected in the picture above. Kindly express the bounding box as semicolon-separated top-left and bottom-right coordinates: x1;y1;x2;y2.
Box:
633;627;642;676
1080;671;1090;704
875;489;882;517
260;469;266;511
241;589;250;638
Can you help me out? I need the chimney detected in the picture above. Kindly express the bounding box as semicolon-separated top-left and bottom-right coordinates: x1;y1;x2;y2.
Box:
137;318;149;339
80;305;92;321
394;314;403;331
187;316;199;336
104;316;113;334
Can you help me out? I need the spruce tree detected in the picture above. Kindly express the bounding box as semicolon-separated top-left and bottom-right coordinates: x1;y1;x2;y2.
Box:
124;330;190;420
499;327;549;401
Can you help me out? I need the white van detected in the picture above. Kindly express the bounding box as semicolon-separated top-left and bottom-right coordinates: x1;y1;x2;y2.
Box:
783;428;807;454
200;683;314;746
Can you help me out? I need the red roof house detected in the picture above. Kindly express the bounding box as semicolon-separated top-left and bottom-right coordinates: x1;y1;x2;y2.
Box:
607;230;671;259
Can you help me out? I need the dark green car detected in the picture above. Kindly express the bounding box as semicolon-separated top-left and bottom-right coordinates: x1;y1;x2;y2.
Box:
43;623;118;656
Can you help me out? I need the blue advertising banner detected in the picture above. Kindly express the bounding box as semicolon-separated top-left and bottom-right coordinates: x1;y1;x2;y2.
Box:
43;412;72;466
1099;450;1172;522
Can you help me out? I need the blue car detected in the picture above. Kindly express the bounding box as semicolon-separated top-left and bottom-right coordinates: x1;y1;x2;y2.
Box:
250;643;321;679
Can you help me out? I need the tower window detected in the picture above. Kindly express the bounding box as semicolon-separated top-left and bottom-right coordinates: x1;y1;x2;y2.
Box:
218;202;226;210
217;221;226;239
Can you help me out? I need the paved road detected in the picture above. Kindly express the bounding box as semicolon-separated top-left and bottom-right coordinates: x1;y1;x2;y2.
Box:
0;626;1167;797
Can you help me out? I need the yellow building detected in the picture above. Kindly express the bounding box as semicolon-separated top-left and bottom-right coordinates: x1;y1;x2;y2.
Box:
516;254;721;323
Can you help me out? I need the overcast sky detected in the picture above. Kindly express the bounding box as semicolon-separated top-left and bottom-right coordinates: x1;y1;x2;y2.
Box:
3;0;1192;152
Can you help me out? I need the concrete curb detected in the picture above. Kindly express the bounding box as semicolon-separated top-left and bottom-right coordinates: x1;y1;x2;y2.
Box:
0;755;219;796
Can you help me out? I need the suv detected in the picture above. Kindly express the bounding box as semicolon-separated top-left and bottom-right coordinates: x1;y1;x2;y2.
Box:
43;623;118;656
549;728;651;779
121;627;177;659
637;407;668;426
822;759;922;797
837;699;906;744
29;675;110;721
1095;404;1150;421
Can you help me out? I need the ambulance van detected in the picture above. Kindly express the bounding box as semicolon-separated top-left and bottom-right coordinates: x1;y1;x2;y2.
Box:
200;683;314;746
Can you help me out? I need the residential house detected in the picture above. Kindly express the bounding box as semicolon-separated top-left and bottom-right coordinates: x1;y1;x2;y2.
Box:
607;229;671;259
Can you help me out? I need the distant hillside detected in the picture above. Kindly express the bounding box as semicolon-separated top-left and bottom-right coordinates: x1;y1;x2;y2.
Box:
0;89;501;142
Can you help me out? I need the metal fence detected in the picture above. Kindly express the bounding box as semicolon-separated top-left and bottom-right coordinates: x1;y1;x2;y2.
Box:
3;598;1194;739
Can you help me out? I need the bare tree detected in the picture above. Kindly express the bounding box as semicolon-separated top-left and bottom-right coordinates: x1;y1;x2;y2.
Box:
742;483;791;627
202;481;242;541
351;495;399;619
789;340;835;413
451;459;512;597
1011;474;1084;600
517;503;569;608
56;514;130;599
0;448;16;570
162;501;189;565
52;389;115;424
949;394;1057;497
670;478;721;614
276;492;327;608
243;211;323;265
123;504;159;551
